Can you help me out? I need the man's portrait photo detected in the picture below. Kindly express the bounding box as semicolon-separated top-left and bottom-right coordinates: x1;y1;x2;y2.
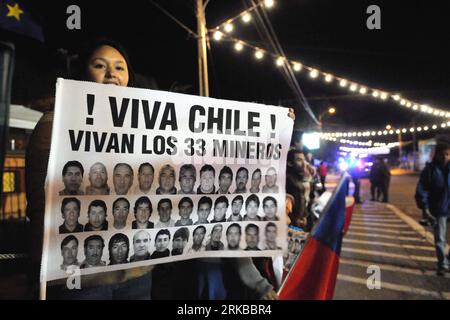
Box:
84;199;108;231
59;197;83;234
108;233;129;265
59;161;84;195
86;162;110;195
132;196;154;229
113;163;134;195
80;235;106;268
60;235;80;271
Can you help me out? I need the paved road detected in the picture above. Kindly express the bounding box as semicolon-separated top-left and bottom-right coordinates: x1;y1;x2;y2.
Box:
332;173;450;299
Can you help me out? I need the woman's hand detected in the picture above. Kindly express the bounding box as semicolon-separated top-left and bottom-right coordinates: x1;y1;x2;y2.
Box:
262;289;279;300
288;108;295;121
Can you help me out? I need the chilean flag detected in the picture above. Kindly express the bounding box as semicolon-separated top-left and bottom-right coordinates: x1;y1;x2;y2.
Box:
279;174;351;300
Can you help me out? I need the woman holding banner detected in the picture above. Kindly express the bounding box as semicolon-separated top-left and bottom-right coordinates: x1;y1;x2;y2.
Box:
26;39;153;299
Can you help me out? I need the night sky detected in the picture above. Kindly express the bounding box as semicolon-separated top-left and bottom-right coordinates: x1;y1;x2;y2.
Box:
2;0;449;142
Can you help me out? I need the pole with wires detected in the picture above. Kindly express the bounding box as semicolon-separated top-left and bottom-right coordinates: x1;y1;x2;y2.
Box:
196;0;209;97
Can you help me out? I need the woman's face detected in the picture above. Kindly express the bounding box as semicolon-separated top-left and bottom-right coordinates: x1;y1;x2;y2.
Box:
87;45;129;86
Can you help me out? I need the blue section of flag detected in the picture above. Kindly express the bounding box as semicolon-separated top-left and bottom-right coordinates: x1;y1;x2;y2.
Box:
0;1;44;42
311;175;349;254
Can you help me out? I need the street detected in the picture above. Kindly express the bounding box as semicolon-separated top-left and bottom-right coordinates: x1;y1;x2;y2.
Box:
332;172;450;299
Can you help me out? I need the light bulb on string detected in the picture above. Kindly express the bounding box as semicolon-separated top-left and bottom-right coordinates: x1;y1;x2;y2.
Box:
293;62;302;72
255;49;264;60
234;42;243;52
224;23;234;33
242;13;252;23
264;0;275;8
309;69;319;78
213;31;223;41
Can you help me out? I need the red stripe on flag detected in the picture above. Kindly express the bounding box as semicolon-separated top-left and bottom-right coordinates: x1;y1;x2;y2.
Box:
279;237;340;300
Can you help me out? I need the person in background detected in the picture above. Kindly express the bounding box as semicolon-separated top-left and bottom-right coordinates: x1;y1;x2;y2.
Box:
415;142;450;276
318;161;328;193
369;158;382;201
379;159;391;203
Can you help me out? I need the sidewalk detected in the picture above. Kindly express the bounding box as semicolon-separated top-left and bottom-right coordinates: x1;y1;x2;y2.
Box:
334;200;450;299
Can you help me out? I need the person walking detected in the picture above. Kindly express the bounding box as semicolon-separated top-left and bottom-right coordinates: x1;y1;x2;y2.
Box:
415;142;450;276
318;161;328;193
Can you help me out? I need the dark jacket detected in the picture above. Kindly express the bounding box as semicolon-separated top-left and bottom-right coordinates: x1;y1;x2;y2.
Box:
59;223;84;234
415;162;450;217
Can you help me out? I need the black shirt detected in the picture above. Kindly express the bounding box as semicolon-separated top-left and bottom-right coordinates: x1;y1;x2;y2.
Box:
151;249;170;259
84;221;108;232
59;223;83;234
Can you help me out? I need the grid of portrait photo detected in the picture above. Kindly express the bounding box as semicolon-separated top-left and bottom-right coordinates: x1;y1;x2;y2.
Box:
54;160;286;276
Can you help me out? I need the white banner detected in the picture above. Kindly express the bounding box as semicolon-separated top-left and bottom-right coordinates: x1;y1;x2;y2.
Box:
40;79;293;283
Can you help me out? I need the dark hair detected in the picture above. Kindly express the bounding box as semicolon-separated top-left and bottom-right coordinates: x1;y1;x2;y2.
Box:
263;196;277;208
156;229;171;240
88;200;107;215
236;167;249;178
138;162;154;175
200;164;215;176
179;164;196;180
245;194;260;208
114;163;133;175
113;197;130;210
433;142;450;165
134;196;152;214
287;149;304;162
219;166;233;179
265;222;277;231
173;227;189;241
72;38;136;87
84;235;105;249
193;225;206;235
252;168;261;178
232;195;244;205
178;197;194;209
214;196;229;208
61;197;81;213
62;161;84;176
198;196;212;209
245;223;259;234
158;198;172;210
108;233;129;260
61;235;79;250
226;223;241;235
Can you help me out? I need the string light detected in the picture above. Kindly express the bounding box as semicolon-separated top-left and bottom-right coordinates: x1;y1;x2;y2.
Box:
213;31;223;41
264;0;275;8
339;79;348;87
321;120;450;137
224;23;234;33
209;5;450;118
255;49;264;60
242;13;252;23
309;69;319;78
210;29;450;119
212;0;274;31
276;57;284;67
293;62;302;72
234;42;244;52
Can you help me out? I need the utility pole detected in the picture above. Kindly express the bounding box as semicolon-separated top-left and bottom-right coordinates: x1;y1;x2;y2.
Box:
196;0;209;97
